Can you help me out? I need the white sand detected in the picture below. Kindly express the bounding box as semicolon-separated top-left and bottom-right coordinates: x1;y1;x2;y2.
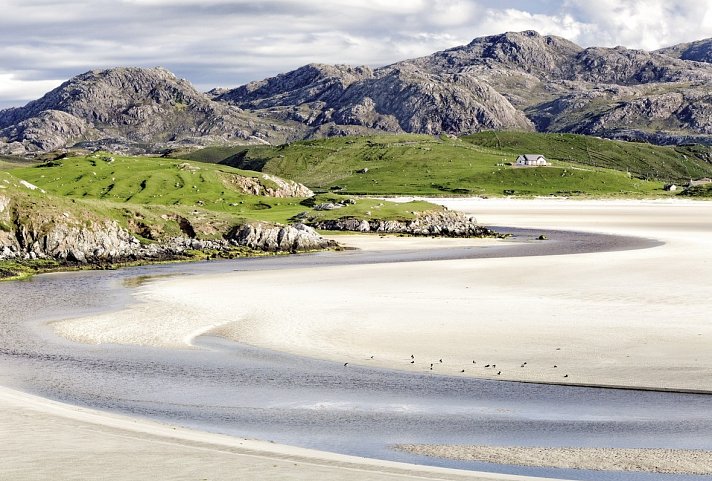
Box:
395;444;712;475
0;386;541;481
54;198;712;391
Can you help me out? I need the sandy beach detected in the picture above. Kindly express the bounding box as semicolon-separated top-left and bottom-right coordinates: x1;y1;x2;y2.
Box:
6;197;712;480
54;198;712;392
1;386;544;481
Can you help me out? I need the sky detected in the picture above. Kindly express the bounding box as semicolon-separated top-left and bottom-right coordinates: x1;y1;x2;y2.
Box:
1;0;711;108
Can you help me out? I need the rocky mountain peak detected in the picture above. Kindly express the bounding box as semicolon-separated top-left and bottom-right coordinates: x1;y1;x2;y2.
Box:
216;63;374;109
0;66;304;155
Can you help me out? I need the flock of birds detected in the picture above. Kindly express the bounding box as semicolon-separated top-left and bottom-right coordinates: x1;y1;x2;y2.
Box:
345;352;570;379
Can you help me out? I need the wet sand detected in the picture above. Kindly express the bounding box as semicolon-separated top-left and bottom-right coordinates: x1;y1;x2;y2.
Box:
54;198;712;392
0;386;555;481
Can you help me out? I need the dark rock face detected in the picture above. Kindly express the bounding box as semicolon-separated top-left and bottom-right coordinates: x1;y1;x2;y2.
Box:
310;210;500;238
217;61;533;135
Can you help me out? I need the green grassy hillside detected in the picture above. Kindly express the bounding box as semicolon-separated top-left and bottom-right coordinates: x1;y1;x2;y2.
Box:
462;132;712;182
185;134;692;197
10;154;439;226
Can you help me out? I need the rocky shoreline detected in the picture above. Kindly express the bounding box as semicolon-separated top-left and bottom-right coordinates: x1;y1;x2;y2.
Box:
1;189;498;279
0;220;336;265
309;210;504;238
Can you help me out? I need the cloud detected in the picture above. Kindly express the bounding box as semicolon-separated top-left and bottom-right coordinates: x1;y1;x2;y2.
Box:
0;0;711;107
564;0;712;50
0;73;65;107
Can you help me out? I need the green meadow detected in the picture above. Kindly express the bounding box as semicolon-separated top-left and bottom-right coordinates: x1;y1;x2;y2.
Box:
179;133;711;197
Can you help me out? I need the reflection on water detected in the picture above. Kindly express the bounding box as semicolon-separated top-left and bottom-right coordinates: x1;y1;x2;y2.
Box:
0;229;704;481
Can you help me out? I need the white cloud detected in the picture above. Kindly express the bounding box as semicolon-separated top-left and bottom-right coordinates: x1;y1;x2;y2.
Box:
0;73;64;103
0;0;711;107
564;0;712;50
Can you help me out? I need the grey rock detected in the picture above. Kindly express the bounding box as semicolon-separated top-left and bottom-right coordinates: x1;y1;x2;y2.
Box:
310;210;500;237
226;222;336;252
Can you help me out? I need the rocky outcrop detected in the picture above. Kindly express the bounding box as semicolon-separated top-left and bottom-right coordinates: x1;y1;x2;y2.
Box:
220;172;314;198
226;222;336;252
310;210;500;237
0;177;334;263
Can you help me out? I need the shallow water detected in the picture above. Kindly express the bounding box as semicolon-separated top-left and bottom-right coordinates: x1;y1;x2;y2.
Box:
1;228;708;481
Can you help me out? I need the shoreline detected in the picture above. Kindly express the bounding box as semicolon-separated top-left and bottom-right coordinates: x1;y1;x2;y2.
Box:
0;385;552;481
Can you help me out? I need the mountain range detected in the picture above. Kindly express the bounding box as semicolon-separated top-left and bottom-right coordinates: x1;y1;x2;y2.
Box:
2;30;712;156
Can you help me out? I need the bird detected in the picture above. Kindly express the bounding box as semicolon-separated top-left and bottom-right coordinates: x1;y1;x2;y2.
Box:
461;369;465;373
370;355;374;359
520;364;525;368
497;371;501;375
344;362;348;367
410;360;415;364
439;359;443;363
472;360;476;364
492;364;496;368
522;362;527;365
485;364;490;368
553;365;558;368
564;374;569;378
411;354;414;359
430;363;433;368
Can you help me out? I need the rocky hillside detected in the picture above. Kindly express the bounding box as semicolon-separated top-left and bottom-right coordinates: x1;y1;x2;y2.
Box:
0;67;307;156
2;32;712;155
218;31;712;145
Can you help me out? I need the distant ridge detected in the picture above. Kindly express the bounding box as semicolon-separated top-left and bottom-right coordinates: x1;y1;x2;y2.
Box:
2;31;712;155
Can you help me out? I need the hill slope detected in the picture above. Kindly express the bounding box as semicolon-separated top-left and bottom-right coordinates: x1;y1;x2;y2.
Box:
191;133;705;197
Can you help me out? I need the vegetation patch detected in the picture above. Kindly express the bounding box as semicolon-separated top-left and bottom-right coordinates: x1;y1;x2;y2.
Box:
679;183;712;197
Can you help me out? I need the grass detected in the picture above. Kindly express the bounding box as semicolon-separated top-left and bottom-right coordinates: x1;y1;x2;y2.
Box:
8;154;443;231
462;131;712;182
190;133;687;197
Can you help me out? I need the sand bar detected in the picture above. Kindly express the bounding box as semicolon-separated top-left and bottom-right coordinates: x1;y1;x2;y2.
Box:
394;445;712;476
53;198;712;392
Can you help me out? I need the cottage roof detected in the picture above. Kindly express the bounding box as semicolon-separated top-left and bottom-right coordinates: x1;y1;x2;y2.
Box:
521;154;545;160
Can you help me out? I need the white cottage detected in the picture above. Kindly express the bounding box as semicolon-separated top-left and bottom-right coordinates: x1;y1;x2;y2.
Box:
515;154;548;166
